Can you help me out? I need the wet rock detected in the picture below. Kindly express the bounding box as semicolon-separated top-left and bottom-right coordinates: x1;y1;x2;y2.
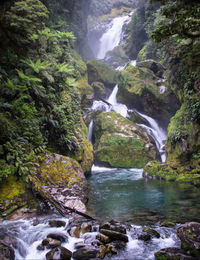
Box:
37;244;45;251
137;59;165;77
74;242;86;250
106;243;118;256
143;227;160;238
49;220;66;228
46;246;72;260
68;225;81;238
94;111;159;168
138;233;151;241
81;222;92;234
177;222;200;257
0;241;15;260
73;247;99;260
99;245;107;259
47;233;68;243
100;221;126;234
97;233;111;244
100;229;128;242
155;247;196;260
42;238;61;249
161;221;176;227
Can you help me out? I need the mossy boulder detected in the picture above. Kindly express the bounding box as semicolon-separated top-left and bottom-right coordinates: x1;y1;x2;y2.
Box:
32;153;88;213
0;175;37;218
155;247;195;260
87;60;117;89
93;112;159;168
143;161;200;186
177;222;200;257
137;59;165;78
117;63;177;126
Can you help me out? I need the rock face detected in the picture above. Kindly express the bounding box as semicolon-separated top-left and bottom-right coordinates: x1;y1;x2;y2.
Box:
177;222;200;257
87;60;117;89
32;154;88;213
94;111;159;168
118;63;178;126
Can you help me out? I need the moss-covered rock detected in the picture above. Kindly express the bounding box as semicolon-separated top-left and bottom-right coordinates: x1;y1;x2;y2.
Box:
117;63;177;126
0;175;37;218
87;60;117;88
32;153;88;212
143;161;200;186
93;112;159;168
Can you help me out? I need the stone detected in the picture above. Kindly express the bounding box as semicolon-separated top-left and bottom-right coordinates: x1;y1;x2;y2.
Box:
0;241;15;260
47;233;68;243
177;222;200;257
137;59;165;77
96;233;111;244
110;240;126;249
138;233;151;241
49;220;66;228
161;221;176;227
155;247;196;260
86;60;117;88
99;245;107;259
68;226;81;238
72;247;99;260
37;244;45;251
94;112;159;168
46;246;72;260
81;222;92;234
100;221;126;234
42;238;61;249
143;227;160;238
100;229;128;242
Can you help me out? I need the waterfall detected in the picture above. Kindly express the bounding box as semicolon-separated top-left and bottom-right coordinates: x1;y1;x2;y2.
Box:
88;120;94;142
97;15;131;60
135;111;167;162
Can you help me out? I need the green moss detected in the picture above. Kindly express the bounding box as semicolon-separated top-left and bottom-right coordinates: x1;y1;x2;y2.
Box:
144;161;200;186
86;60;117;87
94;112;158;168
0;175;26;201
137;45;147;62
40;155;83;187
161;221;176;227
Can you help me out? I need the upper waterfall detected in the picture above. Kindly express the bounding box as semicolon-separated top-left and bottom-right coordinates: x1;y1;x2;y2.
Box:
97;15;131;60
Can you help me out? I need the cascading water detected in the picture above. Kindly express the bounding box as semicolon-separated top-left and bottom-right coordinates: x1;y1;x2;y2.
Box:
97;15;131;60
132;110;167;162
88;120;94;142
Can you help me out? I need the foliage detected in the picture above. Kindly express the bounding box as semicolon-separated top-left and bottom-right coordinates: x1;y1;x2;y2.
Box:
0;0;88;184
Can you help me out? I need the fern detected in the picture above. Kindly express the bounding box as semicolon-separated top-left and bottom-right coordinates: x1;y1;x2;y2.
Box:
22;59;51;73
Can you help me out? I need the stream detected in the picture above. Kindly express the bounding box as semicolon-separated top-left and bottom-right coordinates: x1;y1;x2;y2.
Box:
1;10;200;260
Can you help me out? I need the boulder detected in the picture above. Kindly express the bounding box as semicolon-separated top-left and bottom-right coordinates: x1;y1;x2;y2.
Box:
100;229;128;242
49;220;66;228
42;238;61;249
155;247;196;260
96;233;111;244
0;241;15;260
32;154;88;214
87;60;117;88
177;222;200;257
81;222;92;234
47;233;68;243
73;247;99;260
143;227;160;238
46;246;72;260
137;59;165;77
117;63;178;126
68;226;81;238
138;233;151;241
94;112;159;168
100;221;126;234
